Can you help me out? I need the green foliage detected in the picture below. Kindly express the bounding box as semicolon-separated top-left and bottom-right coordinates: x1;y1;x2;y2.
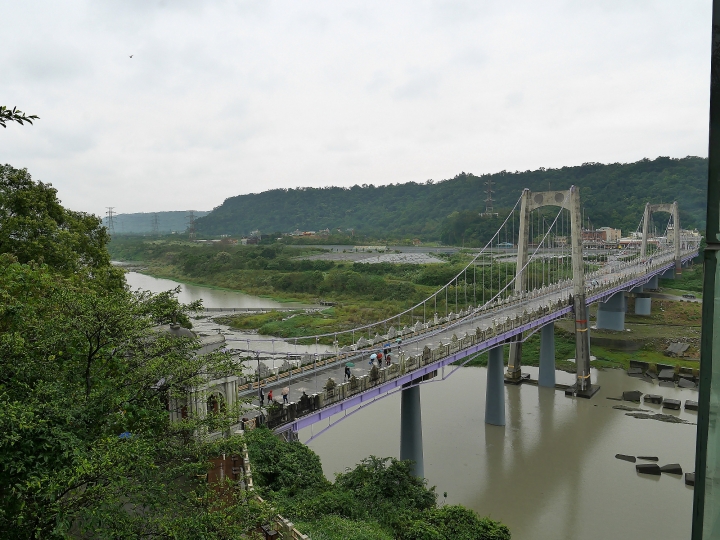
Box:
295;515;394;540
0;257;267;538
245;429;510;539
333;456;436;514
244;427;329;497
194;157;707;243
661;264;703;293
0;166;270;538
0;106;39;128
0;164;119;282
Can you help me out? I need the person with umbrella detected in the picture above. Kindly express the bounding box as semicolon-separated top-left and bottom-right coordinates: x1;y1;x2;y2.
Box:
344;362;354;380
282;386;290;405
369;353;377;366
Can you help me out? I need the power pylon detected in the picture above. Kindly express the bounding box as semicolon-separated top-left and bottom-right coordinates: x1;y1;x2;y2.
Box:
480;178;498;217
106;207;116;234
186;210;196;239
151;213;159;236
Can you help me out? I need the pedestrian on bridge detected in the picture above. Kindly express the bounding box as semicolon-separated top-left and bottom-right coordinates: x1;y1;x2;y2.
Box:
377;351;383;365
344;366;352;380
282;386;289;405
268;389;273;403
258;386;264;407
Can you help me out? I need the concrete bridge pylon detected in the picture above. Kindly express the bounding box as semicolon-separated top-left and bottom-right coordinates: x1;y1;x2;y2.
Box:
641;201;681;275
506;186;597;397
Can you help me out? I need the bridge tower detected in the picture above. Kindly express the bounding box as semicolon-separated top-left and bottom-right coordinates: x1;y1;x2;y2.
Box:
641;201;681;275
506;186;597;397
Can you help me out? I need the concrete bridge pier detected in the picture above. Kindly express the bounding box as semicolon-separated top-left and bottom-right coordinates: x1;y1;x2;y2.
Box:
595;291;626;331
485;345;506;426
635;294;652;315
538;323;556;388
662;267;676;280
400;383;424;478
647;275;659;289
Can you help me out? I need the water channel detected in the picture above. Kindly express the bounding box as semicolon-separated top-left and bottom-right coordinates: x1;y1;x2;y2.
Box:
125;271;697;540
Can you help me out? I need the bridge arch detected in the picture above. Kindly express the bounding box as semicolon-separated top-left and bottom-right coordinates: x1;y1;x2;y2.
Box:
508;186;594;396
641;202;681;274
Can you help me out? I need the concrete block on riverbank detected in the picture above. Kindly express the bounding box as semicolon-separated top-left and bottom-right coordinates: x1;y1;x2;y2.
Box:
685;400;699;411
636;463;661;475
663;399;681;410
622;390;643;402
645;394;663;404
678;378;697;389
660;463;683;475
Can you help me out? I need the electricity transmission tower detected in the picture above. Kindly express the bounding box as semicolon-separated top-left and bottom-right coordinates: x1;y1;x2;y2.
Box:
186;210;196;239
480;178;498;217
105;207;116;234
151;213;159;236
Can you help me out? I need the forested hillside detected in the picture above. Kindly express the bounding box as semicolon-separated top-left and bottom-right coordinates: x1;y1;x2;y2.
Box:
195;156;707;243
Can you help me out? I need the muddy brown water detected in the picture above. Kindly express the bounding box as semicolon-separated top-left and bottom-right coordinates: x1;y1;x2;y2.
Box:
302;367;697;540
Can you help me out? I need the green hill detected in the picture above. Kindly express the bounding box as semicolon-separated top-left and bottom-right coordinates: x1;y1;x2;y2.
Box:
195;156;707;243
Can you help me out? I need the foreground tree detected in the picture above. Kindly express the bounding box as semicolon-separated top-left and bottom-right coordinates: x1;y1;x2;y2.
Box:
0;166;269;538
0;164;119;283
0;258;269;538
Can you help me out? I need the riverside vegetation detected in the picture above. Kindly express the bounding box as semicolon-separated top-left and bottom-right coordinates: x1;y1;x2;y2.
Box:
110;234;703;372
2;162;512;538
244;427;511;540
108;236;577;346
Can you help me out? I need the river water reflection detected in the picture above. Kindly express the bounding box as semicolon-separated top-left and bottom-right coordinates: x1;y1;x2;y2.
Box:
125;271;697;539
124;271;311;309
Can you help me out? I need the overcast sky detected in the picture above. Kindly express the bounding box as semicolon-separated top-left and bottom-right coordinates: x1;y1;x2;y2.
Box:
1;1;712;216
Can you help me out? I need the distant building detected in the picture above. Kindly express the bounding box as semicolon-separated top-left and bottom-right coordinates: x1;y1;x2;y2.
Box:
597;227;622;243
582;230;606;243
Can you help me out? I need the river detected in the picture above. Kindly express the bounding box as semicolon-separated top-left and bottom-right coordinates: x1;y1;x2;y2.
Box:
126;271;697;540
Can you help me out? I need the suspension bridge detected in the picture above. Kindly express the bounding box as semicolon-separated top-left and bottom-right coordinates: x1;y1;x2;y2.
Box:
185;187;699;478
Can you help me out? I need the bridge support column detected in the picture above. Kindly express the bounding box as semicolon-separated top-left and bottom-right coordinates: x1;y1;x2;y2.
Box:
647;275;659;289
538;324;556;388
485;345;506;426
635;293;651;316
400;384;424;478
506;338;523;383
662;267;676;280
596;291;626;331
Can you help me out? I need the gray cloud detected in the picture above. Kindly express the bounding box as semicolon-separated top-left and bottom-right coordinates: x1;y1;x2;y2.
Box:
0;0;712;216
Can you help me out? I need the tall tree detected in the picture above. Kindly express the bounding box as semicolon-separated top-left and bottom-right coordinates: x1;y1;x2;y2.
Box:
0;165;116;278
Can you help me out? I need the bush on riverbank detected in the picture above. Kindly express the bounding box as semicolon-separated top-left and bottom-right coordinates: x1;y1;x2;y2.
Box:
244;427;511;540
